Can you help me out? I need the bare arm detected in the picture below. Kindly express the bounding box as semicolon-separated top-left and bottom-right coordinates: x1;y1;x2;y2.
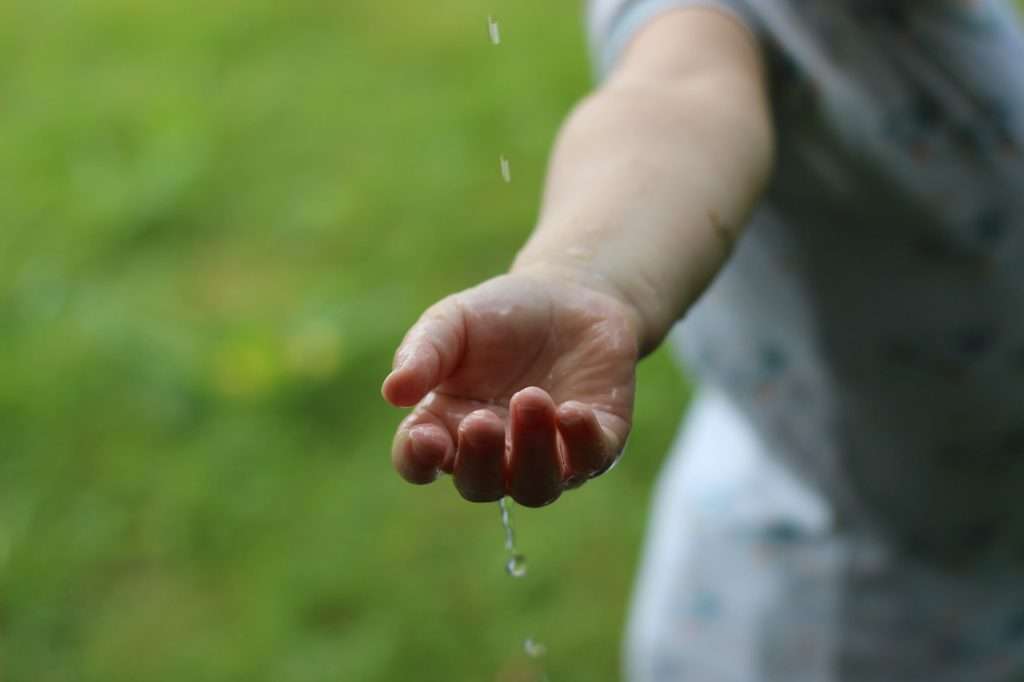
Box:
513;7;774;355
382;8;775;506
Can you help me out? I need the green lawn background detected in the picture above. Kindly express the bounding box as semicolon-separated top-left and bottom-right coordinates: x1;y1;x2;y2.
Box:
0;1;691;681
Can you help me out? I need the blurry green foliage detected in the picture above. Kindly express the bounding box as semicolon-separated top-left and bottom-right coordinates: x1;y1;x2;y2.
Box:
0;1;690;680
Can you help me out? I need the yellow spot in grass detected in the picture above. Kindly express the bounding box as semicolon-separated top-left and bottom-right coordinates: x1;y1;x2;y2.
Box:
213;341;279;399
285;320;343;380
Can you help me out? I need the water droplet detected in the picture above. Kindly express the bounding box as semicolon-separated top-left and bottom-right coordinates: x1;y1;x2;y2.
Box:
487;16;501;45
499;497;515;551
523;637;547;658
506;553;527;578
499;498;527;576
500;155;512;183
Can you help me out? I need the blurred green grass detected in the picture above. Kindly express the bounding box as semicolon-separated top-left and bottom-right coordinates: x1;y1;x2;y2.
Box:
0;1;690;680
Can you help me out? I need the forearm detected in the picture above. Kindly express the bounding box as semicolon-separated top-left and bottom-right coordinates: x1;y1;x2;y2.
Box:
511;9;774;356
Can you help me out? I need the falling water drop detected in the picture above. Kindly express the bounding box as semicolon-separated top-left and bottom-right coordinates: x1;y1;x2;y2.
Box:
498;498;527;577
523;637;547;659
506;553;528;578
500;155;512;183
498;497;514;550
488;16;501;45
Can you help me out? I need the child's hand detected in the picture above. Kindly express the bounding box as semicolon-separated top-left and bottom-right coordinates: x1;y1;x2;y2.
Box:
381;272;639;507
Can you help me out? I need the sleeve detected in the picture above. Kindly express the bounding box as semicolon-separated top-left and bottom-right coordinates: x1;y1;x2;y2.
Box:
585;0;762;79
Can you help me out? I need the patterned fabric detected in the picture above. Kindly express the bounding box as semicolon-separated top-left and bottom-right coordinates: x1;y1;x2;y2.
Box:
585;1;1024;679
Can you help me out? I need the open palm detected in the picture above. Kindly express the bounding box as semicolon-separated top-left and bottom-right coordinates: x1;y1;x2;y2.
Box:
381;272;639;507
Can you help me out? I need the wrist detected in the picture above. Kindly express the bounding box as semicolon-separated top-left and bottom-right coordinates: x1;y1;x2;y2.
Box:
509;256;658;357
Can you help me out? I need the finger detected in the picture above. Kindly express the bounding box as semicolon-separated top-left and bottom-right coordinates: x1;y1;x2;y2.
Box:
453;409;507;502
391;413;454;485
556;401;615;487
508;387;563;508
396;393;511;478
381;299;466;408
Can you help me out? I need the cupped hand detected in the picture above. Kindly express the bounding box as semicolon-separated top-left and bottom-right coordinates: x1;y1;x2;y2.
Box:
381;271;640;507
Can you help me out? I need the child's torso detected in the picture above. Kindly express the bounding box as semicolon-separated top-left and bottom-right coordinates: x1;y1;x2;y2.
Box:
673;0;1024;568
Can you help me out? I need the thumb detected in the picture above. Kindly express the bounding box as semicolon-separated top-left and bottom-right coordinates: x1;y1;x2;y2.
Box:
381;297;466;407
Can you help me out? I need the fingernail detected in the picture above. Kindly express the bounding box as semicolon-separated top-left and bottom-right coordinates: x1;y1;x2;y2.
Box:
394;346;414;372
409;426;428;452
381;367;400;397
558;409;585;428
408;426;439;466
515;398;549;420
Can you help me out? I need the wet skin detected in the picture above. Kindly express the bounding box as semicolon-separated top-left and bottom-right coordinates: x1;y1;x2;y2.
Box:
381;273;638;507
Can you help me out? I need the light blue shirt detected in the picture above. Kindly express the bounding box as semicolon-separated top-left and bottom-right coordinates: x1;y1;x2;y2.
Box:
587;1;1024;679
